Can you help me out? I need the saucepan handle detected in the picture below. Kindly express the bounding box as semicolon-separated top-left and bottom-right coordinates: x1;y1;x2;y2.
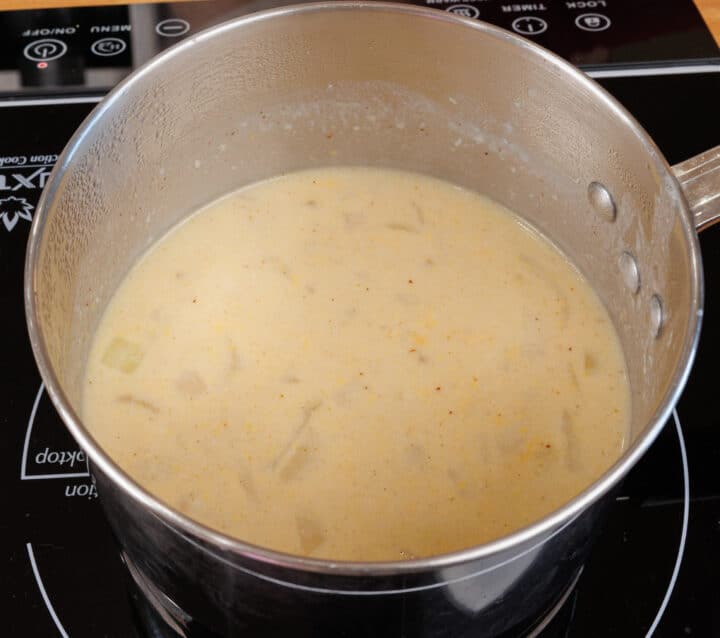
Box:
673;144;720;232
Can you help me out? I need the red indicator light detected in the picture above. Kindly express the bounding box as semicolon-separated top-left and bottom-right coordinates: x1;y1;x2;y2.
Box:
37;61;48;69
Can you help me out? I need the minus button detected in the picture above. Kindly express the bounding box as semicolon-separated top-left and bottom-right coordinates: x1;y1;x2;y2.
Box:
156;18;190;37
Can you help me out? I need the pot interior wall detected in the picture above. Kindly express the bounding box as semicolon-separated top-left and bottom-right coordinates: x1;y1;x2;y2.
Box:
33;6;694;472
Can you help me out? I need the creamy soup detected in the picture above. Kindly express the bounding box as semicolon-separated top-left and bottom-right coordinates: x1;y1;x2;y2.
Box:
83;167;629;561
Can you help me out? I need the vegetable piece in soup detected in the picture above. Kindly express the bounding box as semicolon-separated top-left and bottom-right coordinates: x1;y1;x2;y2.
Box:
82;167;630;561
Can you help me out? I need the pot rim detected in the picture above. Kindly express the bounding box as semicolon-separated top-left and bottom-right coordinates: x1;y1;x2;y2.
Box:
24;0;704;577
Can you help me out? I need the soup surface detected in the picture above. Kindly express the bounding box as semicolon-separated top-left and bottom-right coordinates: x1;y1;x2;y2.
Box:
83;167;629;561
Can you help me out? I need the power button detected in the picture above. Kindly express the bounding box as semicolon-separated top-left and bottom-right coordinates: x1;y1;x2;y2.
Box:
23;39;68;62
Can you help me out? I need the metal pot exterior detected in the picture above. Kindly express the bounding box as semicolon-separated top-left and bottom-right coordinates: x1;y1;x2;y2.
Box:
96;464;608;637
25;3;704;637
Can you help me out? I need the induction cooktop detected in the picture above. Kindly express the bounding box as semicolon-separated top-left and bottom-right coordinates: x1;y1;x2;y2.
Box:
2;2;719;637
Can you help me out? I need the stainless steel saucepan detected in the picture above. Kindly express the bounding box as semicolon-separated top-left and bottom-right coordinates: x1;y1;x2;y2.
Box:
24;3;720;636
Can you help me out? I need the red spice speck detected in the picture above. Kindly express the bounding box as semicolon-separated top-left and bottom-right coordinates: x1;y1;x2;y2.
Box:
435;386;441;391
408;279;414;284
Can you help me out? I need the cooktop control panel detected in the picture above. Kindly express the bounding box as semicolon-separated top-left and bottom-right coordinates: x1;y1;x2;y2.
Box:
0;0;717;97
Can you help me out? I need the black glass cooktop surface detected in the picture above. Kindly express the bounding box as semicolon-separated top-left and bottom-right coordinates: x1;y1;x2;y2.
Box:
1;2;720;637
2;70;718;638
